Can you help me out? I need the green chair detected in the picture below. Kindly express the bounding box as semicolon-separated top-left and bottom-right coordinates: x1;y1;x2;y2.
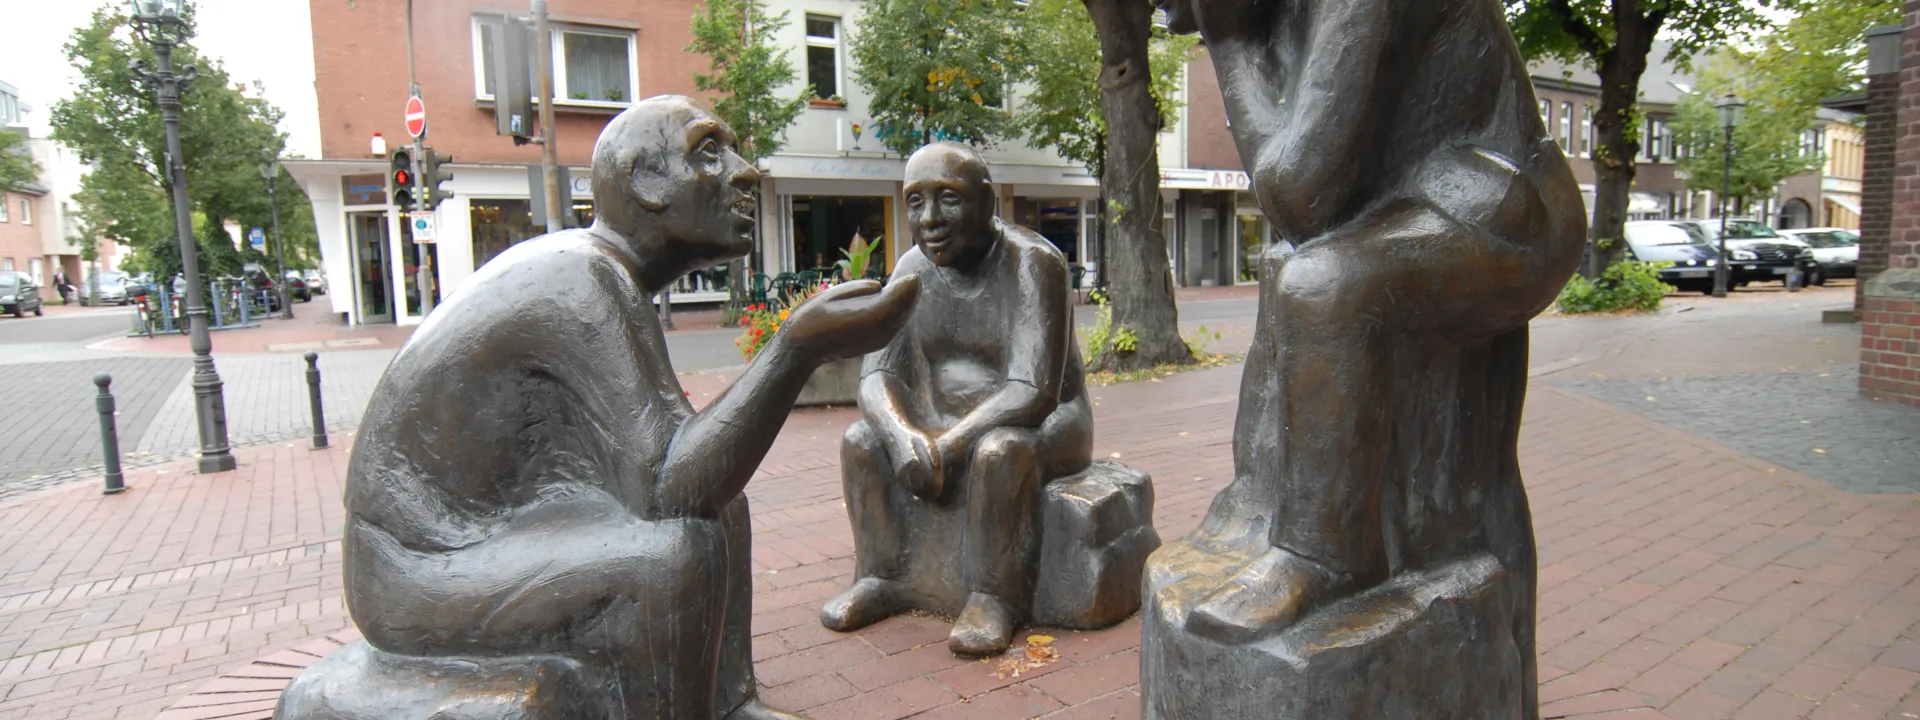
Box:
772;272;798;304
749;273;771;306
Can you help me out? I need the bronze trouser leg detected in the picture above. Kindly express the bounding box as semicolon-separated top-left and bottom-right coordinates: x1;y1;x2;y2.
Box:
966;427;1044;606
714;495;757;716
842;421;904;580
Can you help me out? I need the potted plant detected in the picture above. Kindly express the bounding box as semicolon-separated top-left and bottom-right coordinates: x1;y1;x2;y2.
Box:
736;236;886;407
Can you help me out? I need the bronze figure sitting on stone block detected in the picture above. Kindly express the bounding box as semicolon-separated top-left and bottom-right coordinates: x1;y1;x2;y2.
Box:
824;143;1159;657
274;96;920;720
1139;0;1586;717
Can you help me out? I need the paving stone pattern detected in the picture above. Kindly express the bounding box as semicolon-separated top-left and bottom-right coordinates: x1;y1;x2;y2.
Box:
1557;368;1920;494
0;358;189;491
132;350;393;458
3;365;1919;719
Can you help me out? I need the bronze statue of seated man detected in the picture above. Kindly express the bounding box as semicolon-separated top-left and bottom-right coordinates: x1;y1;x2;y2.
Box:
274;96;919;720
823;143;1155;657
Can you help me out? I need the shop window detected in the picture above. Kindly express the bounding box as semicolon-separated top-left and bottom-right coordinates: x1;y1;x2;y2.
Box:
470;199;542;270
474;15;636;106
805;16;841;101
791;195;885;274
1013;198;1083;263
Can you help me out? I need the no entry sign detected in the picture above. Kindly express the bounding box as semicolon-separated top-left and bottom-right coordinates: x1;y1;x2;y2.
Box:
404;95;426;138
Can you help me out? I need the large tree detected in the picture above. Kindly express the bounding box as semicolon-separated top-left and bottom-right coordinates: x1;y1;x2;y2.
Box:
688;0;809;321
0;130;41;194
50;2;312;281
1506;0;1794;277
1671;54;1820;206
1073;0;1192;370
849;0;1027;155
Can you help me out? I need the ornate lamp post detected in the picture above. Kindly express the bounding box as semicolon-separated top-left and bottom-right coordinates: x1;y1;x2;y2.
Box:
130;0;234;473
262;159;292;319
1711;92;1746;299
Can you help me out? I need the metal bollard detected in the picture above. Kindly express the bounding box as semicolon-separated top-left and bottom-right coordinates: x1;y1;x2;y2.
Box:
95;373;126;495
305;352;329;449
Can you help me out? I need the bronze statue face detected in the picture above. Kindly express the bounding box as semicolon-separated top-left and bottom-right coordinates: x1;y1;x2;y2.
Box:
904;144;996;270
592;97;761;272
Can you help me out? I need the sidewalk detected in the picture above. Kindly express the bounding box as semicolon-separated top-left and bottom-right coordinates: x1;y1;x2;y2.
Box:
2;350;1917;719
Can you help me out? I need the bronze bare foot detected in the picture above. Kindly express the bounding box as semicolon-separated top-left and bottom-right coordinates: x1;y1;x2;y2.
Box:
1185;546;1344;644
949;592;1017;657
821;577;904;632
724;697;806;720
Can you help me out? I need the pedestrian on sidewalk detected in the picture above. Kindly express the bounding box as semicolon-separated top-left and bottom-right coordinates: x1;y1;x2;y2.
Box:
53;270;72;305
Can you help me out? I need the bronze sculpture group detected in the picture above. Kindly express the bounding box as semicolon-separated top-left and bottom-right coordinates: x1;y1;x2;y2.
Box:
278;0;1581;715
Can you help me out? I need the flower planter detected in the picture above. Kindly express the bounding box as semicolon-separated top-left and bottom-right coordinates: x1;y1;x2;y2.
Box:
796;357;862;408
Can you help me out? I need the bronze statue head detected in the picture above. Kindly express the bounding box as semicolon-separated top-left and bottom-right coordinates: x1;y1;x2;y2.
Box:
591;95;762;277
904;143;997;270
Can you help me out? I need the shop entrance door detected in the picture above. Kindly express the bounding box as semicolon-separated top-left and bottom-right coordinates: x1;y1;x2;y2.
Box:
350;211;394;324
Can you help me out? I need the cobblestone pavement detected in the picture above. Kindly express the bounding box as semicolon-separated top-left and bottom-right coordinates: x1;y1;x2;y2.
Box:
131;350;392;458
0;358;189;491
3;359;1919;719
1557;369;1920;494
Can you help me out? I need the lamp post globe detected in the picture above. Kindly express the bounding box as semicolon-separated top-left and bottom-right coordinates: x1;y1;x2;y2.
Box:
131;0;235;473
1711;92;1745;299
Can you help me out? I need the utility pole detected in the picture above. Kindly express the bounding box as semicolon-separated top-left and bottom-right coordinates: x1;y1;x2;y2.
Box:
263;159;291;319
405;0;436;315
534;0;563;233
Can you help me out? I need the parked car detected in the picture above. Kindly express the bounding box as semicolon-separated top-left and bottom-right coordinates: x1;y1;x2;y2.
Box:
240;263;284;312
283;270;312;302
1620;221;1721;294
303;270;327;295
1778;227;1859;284
0;272;44;318
81;270;131;306
1673;219;1818;289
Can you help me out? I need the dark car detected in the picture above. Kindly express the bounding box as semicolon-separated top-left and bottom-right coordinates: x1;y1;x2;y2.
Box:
283;271;312;302
1675;219;1818;289
0;272;44;318
240;264;284;312
1621;221;1721;294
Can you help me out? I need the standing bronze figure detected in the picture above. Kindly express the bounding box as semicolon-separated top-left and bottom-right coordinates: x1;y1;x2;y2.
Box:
274;96;919;720
825;144;1158;657
1140;0;1585;716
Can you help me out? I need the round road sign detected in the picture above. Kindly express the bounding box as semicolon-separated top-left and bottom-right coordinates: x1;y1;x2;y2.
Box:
404;95;426;138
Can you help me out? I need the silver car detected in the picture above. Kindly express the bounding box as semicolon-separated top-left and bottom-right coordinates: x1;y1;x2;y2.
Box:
82;271;131;306
1778;227;1859;284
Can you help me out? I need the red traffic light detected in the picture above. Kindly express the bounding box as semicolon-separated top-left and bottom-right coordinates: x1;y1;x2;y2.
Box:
393;169;412;186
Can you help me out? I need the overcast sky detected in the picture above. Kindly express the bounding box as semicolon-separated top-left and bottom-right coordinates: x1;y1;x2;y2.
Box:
0;0;320;158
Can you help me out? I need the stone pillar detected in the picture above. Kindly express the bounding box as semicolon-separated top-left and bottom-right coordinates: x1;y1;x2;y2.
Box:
1858;51;1898;311
1859;7;1920;406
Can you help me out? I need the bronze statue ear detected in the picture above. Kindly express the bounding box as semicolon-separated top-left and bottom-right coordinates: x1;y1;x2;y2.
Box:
629;155;671;213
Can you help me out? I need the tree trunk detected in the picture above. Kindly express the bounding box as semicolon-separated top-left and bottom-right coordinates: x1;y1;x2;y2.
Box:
1083;0;1190;372
1583;21;1655;278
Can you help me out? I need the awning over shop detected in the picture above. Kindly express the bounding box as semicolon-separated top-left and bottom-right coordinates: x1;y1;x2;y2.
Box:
1826;195;1862;217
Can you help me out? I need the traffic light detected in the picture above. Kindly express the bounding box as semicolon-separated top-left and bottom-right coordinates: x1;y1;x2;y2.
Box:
390;149;415;210
421;146;454;209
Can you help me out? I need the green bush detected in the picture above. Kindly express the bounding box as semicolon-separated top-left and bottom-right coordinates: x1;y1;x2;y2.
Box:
1555;260;1672;314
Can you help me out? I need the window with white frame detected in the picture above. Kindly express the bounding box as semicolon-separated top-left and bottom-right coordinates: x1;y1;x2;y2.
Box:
1;259;12;271
1644;118;1664;162
473;15;636;106
27;258;41;286
1580;105;1593;158
1560;102;1573;150
1538;100;1550;133
18;199;28;225
805;16;841;101
0;195;8;222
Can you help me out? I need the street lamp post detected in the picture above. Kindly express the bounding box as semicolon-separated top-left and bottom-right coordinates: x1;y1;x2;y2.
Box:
1711;92;1746;299
130;0;234;473
261;160;292;319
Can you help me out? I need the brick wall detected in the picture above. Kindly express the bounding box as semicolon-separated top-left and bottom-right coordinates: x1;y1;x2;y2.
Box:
309;0;705;166
1185;50;1241;171
1858;1;1920;406
1859;71;1899;310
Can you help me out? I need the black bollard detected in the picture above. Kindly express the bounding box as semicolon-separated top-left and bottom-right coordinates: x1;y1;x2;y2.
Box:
305;352;329;449
95;373;126;495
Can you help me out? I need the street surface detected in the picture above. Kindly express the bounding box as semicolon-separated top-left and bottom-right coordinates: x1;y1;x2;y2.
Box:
1;281;1916;720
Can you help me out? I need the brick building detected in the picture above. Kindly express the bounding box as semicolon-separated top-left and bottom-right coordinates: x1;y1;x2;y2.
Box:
1857;7;1920;407
0;80;116;300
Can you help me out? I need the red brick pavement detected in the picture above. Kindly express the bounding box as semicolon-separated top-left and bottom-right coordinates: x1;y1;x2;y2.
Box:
2;363;1917;719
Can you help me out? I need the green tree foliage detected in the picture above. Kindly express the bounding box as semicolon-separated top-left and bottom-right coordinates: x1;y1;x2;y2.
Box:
49;2;315;280
850;0;1027;154
687;0;809;163
1750;0;1902;111
1671;54;1821;202
1014;0;1194;178
1505;0;1795;277
0;130;41;193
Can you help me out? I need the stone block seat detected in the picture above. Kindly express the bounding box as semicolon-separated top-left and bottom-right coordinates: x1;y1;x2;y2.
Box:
888;460;1160;630
274;640;619;720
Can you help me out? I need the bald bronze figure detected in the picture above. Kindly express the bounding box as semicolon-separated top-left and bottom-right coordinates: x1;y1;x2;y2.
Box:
824;144;1156;657
1139;0;1585;716
274;96;919;720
